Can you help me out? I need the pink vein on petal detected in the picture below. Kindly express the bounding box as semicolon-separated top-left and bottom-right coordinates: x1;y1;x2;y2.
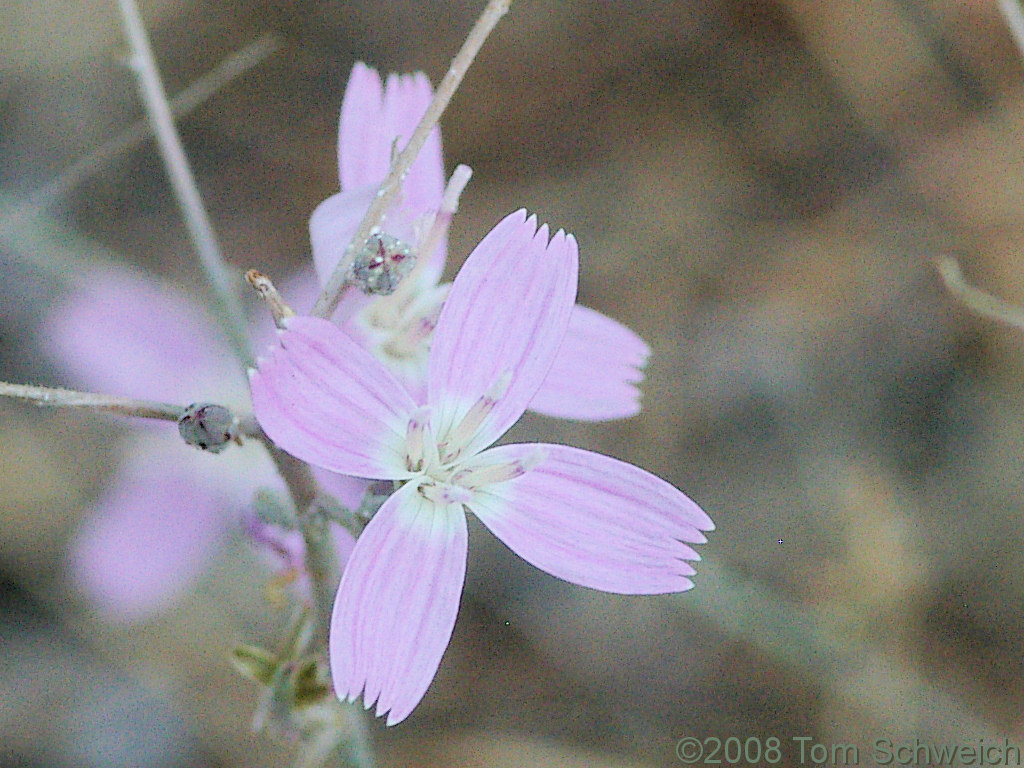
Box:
339;62;386;190
530;304;651;421
329;482;467;725
339;64;443;220
250;316;416;478
428;210;578;452
468;444;714;594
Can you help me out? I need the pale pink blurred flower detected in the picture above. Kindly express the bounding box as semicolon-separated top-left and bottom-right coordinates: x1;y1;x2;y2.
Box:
43;266;356;621
251;210;714;725
309;62;650;418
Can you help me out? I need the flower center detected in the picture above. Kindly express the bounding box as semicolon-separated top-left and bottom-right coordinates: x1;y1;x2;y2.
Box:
358;283;447;365
403;373;540;502
436;372;510;465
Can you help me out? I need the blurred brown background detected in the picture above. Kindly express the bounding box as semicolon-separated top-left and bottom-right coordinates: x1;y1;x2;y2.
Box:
4;0;1024;766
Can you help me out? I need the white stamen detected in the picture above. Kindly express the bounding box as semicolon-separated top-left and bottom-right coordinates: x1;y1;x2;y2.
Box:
381;308;440;360
453;446;546;489
404;407;432;472
440;372;511;463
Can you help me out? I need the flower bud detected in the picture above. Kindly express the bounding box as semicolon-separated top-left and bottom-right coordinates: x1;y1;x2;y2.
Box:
177;403;239;452
352;233;416;295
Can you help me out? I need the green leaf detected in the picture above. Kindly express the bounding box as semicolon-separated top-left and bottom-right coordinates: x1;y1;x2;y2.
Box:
230;644;279;686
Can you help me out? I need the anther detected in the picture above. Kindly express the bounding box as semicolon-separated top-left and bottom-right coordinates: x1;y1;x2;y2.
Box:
440;372;511;462
452;446;546;488
404;407;432;472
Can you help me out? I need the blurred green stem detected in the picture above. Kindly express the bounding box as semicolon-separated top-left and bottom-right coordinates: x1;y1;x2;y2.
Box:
116;0;254;366
263;445;338;651
687;556;1003;740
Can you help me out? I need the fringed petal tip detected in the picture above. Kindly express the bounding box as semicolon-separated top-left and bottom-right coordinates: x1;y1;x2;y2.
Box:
428;209;578;449
329;484;468;726
339;62;443;222
469;443;713;595
528;304;652;422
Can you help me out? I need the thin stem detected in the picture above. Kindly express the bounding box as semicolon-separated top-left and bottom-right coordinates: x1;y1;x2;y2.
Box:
0;35;280;237
310;0;512;318
247;269;296;328
366;163;471;328
937;256;1024;331
263;445;338;650
243;271;336;645
0;380;265;437
0;380;184;421
116;0;253;365
998;0;1024;61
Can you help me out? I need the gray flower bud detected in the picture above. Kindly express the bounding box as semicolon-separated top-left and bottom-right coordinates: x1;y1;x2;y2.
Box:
352;233;416;295
177;403;239;453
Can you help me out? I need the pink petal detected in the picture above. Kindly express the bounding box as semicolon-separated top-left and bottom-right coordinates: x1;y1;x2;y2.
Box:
330;482;467;725
468;444;713;594
380;71;445;224
308;186;431;297
42;265;240;404
428;211;578;452
338;62;384;190
309;187;377;287
310;467;373;510
250;316;417;479
339;64;444;221
69;454;230;621
529;305;651;421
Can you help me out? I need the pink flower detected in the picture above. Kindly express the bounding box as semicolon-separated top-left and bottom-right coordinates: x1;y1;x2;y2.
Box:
43;266;357;620
309;63;650;418
251;210;714;725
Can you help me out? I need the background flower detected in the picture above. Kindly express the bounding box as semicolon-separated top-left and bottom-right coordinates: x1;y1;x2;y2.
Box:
309;63;651;419
43;266;355;621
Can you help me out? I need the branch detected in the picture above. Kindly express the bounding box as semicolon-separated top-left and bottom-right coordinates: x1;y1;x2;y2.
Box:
937;256;1024;332
0;35;280;238
310;0;512;318
0;380;265;443
998;0;1024;63
116;0;254;365
0;380;184;421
